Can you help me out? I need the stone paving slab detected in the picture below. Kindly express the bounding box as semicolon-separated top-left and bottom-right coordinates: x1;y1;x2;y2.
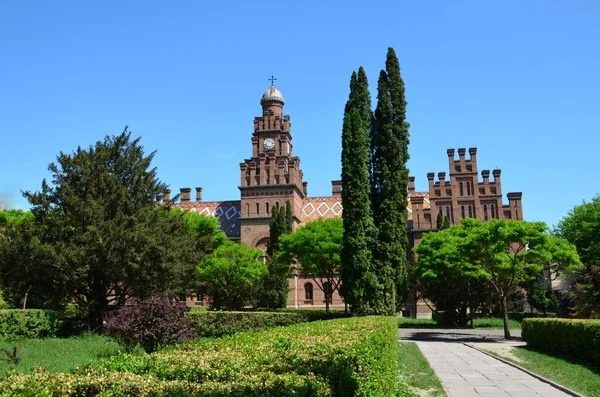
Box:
413;341;570;397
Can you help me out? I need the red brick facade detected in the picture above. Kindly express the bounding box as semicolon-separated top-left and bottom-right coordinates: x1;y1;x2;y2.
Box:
171;85;523;314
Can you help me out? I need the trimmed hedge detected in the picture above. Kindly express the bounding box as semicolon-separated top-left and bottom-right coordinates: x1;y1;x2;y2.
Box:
0;309;60;338
0;316;405;396
187;310;351;338
522;318;600;364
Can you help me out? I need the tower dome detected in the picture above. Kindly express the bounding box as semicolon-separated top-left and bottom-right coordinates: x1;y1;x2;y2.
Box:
260;86;285;105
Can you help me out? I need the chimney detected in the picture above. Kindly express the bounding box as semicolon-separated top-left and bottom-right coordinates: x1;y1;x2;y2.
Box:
447;149;456;170
408;176;415;192
302;181;308;196
481;170;490;184
331;180;342;197
195;187;203;202
469;147;477;162
164;189;171;202
492;169;501;184
180;187;191;203
427;172;435;190
458;148;466;162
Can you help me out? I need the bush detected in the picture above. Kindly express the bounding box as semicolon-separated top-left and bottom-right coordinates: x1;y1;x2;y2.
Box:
0;317;405;396
0;309;59;338
187;309;351;338
522;318;600;364
104;298;194;353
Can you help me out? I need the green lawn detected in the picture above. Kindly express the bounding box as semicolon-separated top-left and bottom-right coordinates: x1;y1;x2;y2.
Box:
398;342;446;396
397;317;521;329
487;346;600;397
473;317;521;329
0;334;120;377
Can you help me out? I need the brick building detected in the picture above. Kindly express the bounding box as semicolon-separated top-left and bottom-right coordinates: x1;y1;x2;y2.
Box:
172;84;523;314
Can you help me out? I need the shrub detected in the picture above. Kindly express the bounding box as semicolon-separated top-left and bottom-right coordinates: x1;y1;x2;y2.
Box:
0;317;405;396
0;309;59;338
104;298;194;353
522;318;600;364
186;309;351;338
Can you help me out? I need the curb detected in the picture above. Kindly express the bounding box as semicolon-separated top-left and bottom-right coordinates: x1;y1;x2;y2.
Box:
464;343;585;397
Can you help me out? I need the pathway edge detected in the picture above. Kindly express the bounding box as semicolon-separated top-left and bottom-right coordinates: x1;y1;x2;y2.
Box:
464;342;585;397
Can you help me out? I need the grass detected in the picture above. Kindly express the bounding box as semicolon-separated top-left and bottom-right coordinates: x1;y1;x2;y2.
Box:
397;317;521;329
398;342;446;396
0;334;120;377
486;346;600;397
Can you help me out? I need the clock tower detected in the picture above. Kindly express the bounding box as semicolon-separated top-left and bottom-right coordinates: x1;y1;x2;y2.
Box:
239;81;306;249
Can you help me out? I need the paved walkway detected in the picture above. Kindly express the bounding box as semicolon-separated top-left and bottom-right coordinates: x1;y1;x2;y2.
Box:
399;329;570;397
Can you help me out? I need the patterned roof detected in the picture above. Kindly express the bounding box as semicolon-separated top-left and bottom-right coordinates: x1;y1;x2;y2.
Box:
172;201;241;238
301;192;430;224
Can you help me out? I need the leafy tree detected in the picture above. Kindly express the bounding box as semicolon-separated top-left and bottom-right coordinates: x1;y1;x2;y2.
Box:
413;226;493;327
340;68;378;315
197;241;266;310
436;213;444;231
104;298;194;353
0;129;205;329
527;282;558;316
443;216;451;230
278;218;343;313
556;195;600;317
371;48;411;314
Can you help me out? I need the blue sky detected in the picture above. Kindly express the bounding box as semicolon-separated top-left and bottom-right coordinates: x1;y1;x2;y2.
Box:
0;1;598;228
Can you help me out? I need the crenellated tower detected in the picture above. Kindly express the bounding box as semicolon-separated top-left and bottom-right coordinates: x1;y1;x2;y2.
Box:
238;81;305;248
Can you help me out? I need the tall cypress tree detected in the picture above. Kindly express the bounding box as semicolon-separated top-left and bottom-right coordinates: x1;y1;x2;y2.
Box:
371;48;411;314
284;201;293;234
436;212;444;230
340;68;378;315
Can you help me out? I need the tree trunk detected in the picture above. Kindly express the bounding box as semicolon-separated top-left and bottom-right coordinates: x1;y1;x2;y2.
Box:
22;286;31;309
470;305;475;329
325;292;330;314
501;295;511;339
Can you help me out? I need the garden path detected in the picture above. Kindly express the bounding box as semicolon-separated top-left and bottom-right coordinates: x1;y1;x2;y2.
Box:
399;328;571;397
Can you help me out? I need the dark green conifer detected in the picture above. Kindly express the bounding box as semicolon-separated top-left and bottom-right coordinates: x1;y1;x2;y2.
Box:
436;212;444;230
443;216;451;230
284;201;293;235
371;48;411;314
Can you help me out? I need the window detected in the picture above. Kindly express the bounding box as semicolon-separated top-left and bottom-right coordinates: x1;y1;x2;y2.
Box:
461;205;465;218
483;204;488;220
195;293;204;305
246;203;250;216
468;205;473;218
491;204;496;218
459;182;464;196
446;206;450;219
256;203;260;215
276;202;280;209
467;182;471;196
304;283;313;300
266;202;269;214
439;207;443;215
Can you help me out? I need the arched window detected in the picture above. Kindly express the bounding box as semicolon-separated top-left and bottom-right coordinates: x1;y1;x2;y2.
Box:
276;202;280;209
459;182;464;196
304;283;313;300
468;205;473;218
483;204;488;220
266;202;269;214
256;203;260;215
439;207;443;215
461;205;465;218
491;204;496;218
446;206;450;219
467;182;471;196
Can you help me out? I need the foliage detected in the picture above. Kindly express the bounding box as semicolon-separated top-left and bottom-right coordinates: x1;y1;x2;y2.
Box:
278;218;343;313
340;68;378;315
0;129;213;330
527;282;558;315
104;298;194;354
0;210;32;227
414;218;580;337
186;310;351;338
556;194;600;317
0;334;120;377
197;241;266;310
0;309;59;338
522;318;600;366
371;48;411;314
0;317;402;396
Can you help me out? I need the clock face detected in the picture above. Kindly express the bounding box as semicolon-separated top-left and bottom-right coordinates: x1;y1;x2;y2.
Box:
263;138;275;149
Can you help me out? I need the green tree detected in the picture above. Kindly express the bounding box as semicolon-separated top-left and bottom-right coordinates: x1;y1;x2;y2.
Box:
413;226;493;327
371;48;411;314
278;218;343;313
527;282;558;316
0;129;204;329
556;194;600;317
436;213;444;231
340;68;378;315
443;216;451;230
197;241;266;310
